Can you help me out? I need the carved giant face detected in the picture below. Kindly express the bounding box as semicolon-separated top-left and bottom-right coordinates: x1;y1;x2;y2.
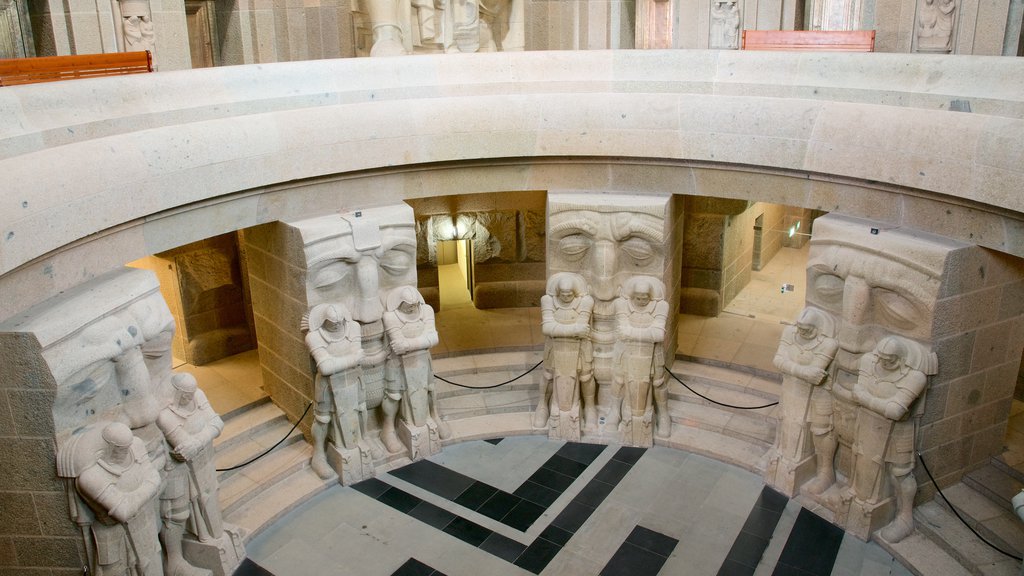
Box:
548;194;668;306
301;206;418;324
806;217;949;372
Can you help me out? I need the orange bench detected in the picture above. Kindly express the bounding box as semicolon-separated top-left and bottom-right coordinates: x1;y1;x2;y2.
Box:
741;30;875;52
0;51;153;86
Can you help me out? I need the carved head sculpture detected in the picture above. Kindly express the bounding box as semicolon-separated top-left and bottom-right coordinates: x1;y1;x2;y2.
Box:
101;422;134;466
556;276;577;304
300;206;417;324
621;275;666;305
545;272;588;306
548;194;668;307
795;306;835;342
806;216;954;373
386;285;424;316
306;303;352;335
873;335;938;376
170;373;197;409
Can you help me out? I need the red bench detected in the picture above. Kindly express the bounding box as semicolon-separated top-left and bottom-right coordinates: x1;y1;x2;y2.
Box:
741;30;875;52
0;51;153;86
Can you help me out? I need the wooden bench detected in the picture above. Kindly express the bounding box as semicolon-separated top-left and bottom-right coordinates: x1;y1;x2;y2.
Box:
741;30;875;52
0;51;153;87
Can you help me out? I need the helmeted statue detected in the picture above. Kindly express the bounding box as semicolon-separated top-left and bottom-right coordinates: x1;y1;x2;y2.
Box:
381;285;450;457
157;373;224;576
772;307;839;495
610;276;670;445
851;335;937;543
75;422;164;576
536;272;594;441
303;303;366;480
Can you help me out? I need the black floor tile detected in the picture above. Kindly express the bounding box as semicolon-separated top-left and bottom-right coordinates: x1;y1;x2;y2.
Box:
389;459;476;500
408;500;458;529
501;499;546;531
527;466;577;492
754;485;789;513
478;491;524;521
479;532;528;563
741;505;784;540
390;558;436;576
573;477;615;508
723;530;771;569
625;526;678;558
442;517;492;547
538;525;573;547
513;537;562;574
593;459;633;486
351;477;391;498
771;565;820;576
454;481;499;510
541;454;590;478
774;508;844;576
556;442;607;465
600;541;670;576
484;438;504;445
378;487;422;514
611;446;647;466
550;500;596;533
717;557;757;576
513;479;562;507
232;558;275;576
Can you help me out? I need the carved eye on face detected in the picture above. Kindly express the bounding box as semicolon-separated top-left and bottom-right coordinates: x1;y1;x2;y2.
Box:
311;261;353;289
812;273;845;305
873;290;923;330
620;236;654;264
380;246;414;276
558;235;593;261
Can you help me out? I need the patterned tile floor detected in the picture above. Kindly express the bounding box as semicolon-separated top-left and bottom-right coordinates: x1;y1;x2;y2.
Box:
237;436;913;576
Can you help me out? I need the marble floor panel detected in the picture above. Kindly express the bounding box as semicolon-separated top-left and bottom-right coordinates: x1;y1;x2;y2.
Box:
242;436;910;576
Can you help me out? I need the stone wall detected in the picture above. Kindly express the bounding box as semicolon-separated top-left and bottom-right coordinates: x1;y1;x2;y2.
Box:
918;246;1024;490
239;222;314;433
130;232;255;365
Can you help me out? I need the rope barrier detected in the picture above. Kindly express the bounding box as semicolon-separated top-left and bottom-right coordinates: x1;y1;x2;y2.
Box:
434;360;544;389
666;369;778;410
215;401;313;472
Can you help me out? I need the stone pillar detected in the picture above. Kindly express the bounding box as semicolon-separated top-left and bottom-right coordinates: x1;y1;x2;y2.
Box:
766;213;1024;542
546;192;682;446
0;267;245;574
243;204;439;483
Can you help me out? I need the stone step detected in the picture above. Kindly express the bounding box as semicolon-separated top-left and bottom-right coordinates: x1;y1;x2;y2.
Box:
214;398;289;454
215;415;305;483
223;463;329;544
914;501;1021;576
666;395;775;449
932;482;1024;560
875;529;975;576
219;440;315;518
658;419;771;475
991;454;1024;485
964;464;1024;512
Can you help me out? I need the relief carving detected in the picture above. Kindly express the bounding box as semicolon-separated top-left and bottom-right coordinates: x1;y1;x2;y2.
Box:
710;0;740;49
916;0;956;53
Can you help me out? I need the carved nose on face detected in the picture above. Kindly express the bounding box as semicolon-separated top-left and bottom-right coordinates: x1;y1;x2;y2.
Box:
353;258;383;322
591;241;618;300
842;276;871;326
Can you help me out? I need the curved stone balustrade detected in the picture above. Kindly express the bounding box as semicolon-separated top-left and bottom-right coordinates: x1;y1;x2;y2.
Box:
2;50;1023;319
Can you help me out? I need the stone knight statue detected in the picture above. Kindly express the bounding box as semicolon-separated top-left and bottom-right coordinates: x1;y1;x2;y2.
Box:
536;272;594;441
381;285;450;458
850;335;937;543
610;275;671;445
